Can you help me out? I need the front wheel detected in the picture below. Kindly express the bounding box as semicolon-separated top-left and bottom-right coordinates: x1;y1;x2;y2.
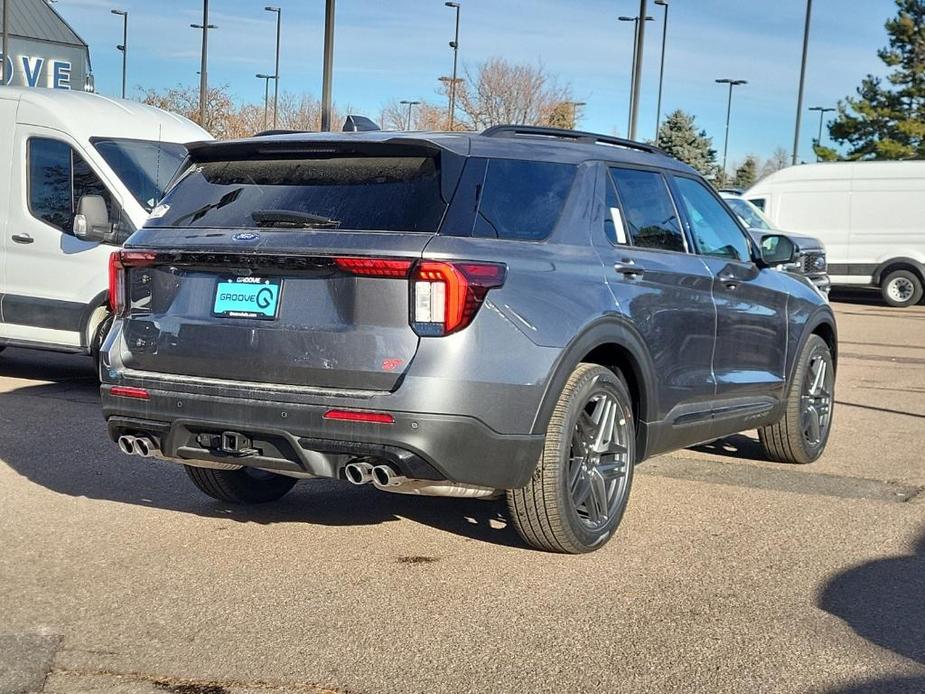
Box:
880;270;923;308
759;334;835;464
507;363;635;554
185;465;297;503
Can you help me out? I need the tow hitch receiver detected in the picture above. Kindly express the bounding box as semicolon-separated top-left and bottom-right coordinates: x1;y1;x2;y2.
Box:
196;431;259;457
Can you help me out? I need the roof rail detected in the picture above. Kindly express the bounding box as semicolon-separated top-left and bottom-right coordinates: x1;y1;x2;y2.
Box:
480;124;668;156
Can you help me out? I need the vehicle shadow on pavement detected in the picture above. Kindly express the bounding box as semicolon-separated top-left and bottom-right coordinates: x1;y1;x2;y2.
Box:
0;373;527;550
689;434;769;462
820;528;925;693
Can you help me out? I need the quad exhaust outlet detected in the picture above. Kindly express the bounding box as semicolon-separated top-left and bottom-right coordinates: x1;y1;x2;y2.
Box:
345;461;498;499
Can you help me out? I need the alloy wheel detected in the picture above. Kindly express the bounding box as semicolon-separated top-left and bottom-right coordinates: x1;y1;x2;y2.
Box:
800;353;833;447
568;390;632;531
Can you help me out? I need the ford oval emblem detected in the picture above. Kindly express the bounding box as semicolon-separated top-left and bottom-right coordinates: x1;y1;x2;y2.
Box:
232;232;260;241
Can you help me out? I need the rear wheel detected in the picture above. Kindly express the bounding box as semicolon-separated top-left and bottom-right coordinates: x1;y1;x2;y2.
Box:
759;334;834;464
507;363;635;554
185;465;297;503
880;270;923;308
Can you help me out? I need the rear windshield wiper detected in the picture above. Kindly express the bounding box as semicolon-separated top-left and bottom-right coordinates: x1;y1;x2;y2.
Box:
251;210;342;229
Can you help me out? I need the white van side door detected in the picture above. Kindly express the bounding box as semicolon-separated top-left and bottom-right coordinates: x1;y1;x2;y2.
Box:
0;126;128;350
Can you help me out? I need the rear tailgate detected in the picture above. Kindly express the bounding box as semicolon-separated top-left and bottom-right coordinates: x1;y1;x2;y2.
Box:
117;139;459;391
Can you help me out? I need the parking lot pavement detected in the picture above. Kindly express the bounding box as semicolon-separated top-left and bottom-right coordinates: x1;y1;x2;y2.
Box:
1;293;924;694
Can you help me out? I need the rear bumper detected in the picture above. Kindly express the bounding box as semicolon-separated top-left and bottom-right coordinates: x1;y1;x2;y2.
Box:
101;383;544;490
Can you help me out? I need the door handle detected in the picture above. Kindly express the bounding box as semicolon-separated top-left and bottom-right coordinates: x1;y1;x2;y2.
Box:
11;233;34;244
614;260;644;278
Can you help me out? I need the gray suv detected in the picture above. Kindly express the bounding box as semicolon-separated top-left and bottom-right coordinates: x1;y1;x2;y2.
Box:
100;125;837;554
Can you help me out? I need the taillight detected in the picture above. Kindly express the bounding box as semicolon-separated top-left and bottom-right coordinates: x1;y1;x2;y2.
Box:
108;250;157;315
334;257;413;278
411;261;506;336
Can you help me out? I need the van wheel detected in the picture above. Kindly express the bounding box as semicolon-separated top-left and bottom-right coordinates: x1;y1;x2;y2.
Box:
880;270;923;308
759;335;834;464
185;465;297;504
90;312;114;374
507;363;635;554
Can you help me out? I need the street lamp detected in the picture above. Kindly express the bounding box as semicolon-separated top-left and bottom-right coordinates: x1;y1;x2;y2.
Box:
257;73;274;131
654;0;669;144
565;100;586;128
809;105;836;159
793;0;813;165
191;0;218;126
265;6;281;129
400;100;421;130
321;0;335;131
716;78;748;185
618;14;653;138
445;2;461;130
111;9;127;99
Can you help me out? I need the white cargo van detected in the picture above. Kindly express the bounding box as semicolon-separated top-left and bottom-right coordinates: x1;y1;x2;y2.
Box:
745;161;925;307
0;87;210;360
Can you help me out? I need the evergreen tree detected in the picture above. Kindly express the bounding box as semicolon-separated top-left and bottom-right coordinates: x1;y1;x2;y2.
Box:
829;0;925;159
654;109;719;178
733;155;759;190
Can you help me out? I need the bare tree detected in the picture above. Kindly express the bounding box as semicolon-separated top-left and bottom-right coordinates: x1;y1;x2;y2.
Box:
141;84;236;138
453;57;574;130
380;99;449;131
759;147;791;179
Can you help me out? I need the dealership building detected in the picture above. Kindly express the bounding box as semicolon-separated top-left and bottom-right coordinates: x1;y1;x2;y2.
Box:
0;0;92;91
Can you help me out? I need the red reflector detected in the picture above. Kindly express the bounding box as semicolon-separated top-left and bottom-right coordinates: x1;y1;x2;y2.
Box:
110;386;150;400
323;409;395;424
334;257;413;278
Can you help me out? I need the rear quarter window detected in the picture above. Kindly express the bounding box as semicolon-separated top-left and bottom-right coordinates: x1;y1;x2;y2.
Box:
473;159;576;241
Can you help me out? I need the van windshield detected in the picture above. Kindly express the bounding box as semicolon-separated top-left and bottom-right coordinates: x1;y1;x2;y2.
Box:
147;156;446;232
93;138;188;212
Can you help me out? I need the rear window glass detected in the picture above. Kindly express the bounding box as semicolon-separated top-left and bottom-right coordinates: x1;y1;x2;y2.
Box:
149;156;446;232
473;159;576;240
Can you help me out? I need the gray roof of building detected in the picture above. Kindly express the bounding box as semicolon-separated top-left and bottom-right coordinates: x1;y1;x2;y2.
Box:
0;0;88;48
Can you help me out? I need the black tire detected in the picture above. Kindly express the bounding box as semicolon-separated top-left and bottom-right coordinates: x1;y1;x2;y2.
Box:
880;270;923;308
185;465;297;504
507;363;635;554
759;334;835;464
90;312;113;375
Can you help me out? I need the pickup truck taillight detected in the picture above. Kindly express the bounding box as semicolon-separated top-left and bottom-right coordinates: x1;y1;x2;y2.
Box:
108;250;157;315
335;257;506;337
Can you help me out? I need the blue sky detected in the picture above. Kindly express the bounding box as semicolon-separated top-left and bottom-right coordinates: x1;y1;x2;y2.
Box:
57;0;897;165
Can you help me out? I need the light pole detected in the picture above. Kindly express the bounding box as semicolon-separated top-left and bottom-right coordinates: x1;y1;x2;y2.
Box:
618;14;653;138
111;9;127;99
445;2;461;130
716;78;747;185
257;73;273;130
629;0;649;141
654;0;669;144
792;0;813;165
265;6;281;129
809;105;835;159
566;100;586;128
191;0;217;126
320;0;335;131
400;100;421;130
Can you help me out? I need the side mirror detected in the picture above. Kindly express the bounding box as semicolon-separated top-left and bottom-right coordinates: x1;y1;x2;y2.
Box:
759;234;797;267
73;195;111;241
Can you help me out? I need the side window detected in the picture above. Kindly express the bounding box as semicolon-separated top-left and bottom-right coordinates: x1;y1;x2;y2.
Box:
749;197;766;211
673;176;752;262
28;137;113;234
609;168;686;252
603;175;628;245
473;159;576;241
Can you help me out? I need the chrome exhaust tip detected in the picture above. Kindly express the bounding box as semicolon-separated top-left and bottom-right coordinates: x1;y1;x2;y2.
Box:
372;464;407;488
117;435;136;455
344;461;375;485
132;436;158;458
